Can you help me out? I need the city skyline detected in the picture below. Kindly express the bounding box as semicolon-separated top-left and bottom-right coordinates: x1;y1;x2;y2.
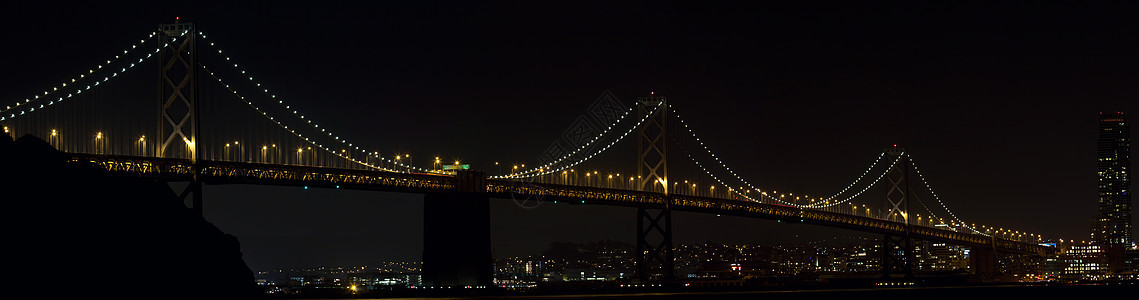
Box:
1;2;1137;271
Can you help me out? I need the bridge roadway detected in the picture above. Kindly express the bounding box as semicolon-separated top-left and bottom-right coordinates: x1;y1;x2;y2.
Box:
70;153;1053;255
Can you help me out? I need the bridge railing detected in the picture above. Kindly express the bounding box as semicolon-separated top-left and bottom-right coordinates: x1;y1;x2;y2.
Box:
68;153;454;193
67;153;1049;254
491;180;1051;254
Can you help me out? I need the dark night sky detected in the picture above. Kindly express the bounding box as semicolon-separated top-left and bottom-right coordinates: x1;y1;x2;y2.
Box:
3;2;1137;270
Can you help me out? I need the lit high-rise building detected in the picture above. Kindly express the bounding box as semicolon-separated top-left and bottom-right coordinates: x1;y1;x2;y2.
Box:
1093;112;1132;246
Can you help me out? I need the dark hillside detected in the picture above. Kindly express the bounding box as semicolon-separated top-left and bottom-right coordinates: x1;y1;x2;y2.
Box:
1;132;262;299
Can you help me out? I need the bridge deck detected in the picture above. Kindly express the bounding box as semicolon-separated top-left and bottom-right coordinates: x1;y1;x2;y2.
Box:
69;153;1053;255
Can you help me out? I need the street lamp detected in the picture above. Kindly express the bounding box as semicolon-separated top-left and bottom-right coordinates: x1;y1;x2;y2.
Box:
137;135;146;156
183;137;194;158
232;141;243;162
49;129;59;149
94;132;104;154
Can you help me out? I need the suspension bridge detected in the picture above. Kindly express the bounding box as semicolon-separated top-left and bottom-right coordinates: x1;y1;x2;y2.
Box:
0;22;1053;286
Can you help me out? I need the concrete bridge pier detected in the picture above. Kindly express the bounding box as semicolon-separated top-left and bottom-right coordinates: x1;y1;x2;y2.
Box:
422;171;493;287
970;246;998;279
880;233;914;279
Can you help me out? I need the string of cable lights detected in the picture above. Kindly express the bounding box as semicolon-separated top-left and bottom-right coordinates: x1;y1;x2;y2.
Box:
498;107;635;178
670;105;895;208
492;101;663;179
198;31;427;173
910;192;944;226
3;31;158;116
673;139;770;204
676;134;903;209
817;153;887;201
678;127;1022;239
669;106;792;204
800;154;902;209
201;64;398;172
2;32;162;120
906;154;988;236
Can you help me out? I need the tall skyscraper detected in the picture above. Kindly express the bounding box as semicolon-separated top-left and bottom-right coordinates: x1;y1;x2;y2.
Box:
1093;112;1132;246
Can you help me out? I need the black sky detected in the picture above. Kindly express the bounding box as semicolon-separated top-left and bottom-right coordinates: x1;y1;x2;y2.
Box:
2;2;1137;270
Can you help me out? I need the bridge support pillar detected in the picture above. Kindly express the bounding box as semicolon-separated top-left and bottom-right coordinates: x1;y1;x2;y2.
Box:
881;233;914;279
970;246;997;279
636;207;674;281
422;171;492;287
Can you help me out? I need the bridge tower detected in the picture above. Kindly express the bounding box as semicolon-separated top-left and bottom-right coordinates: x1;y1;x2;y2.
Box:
635;95;674;281
881;146;914;278
156;21;203;215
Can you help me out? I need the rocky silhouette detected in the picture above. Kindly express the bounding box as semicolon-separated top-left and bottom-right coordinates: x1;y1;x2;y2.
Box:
1;132;263;298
